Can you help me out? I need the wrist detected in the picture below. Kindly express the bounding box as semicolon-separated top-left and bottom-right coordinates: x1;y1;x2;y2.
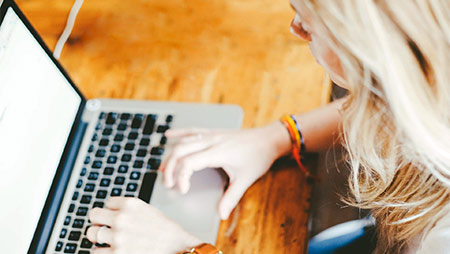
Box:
174;230;203;253
263;121;292;159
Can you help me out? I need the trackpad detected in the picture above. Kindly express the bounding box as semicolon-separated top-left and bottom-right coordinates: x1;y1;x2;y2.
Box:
149;168;226;243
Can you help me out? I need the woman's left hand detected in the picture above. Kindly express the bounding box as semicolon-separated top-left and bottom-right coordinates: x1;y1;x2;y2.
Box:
86;197;202;254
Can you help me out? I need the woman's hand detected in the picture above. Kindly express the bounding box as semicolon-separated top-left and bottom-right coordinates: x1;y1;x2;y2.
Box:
160;121;291;220
86;197;201;254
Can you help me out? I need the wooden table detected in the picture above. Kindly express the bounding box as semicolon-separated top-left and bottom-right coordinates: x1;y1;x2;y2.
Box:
17;0;329;252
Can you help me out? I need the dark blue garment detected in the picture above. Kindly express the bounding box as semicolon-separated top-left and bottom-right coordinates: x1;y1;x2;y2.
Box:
308;217;377;254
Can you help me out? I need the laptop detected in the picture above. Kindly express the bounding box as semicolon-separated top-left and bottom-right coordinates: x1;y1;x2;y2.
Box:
0;0;243;253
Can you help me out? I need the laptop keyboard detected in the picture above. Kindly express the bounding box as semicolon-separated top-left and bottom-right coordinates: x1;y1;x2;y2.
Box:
54;111;173;253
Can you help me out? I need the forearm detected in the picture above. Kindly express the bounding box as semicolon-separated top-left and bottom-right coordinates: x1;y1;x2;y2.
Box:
266;98;346;158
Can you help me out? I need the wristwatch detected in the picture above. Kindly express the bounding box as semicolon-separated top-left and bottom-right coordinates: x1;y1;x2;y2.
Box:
181;243;223;254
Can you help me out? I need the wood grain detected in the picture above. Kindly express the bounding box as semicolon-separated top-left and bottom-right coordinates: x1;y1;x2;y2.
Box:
16;0;328;252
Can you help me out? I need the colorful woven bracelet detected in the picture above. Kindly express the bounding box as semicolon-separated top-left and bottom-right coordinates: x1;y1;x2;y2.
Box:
280;115;308;175
290;114;306;153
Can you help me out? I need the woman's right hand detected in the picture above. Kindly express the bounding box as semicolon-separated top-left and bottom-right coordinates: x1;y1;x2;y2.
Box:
160;122;291;220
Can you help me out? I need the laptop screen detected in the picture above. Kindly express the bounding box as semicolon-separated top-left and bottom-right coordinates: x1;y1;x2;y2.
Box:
0;6;82;253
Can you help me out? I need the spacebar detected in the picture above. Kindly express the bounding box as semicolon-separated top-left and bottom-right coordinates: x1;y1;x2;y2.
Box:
138;172;157;203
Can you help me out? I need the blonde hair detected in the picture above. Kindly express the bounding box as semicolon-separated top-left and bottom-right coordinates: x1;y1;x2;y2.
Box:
300;0;450;252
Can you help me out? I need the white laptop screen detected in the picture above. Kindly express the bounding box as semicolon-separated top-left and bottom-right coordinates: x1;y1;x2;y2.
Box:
0;7;82;253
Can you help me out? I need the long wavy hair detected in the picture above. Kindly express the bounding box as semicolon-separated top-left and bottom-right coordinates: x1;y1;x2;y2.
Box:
300;0;450;252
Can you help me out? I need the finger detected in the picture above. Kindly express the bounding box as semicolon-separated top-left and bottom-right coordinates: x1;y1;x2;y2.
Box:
162;141;211;188
86;226;114;244
105;196;129;210
89;207;117;226
164;128;210;138
92;247;113;254
218;180;251;220
175;148;217;194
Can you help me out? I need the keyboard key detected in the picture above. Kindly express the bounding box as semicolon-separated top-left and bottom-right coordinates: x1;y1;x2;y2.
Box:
133;160;144;169
160;136;167;145
68;231;81;241
136;149;147;157
95;149;106;158
130;171;141;180
118;122;127;131
111;188;122;196
114;176;125;185
59;228;67;238
121;154;132;162
100;178;111;187
125;194;135;197
102;128;112;136
55;241;63;251
131;115;143;129
77;207;89;216
120;113;131;120
128;132;138;140
140;138;150;146
95;122;102;131
99;139;109;146
104;167;114;175
92;160;102;169
156;125;169;133
166;114;173;123
114;134;124;142
96;190;108;199
125;143;135;151
80;195;92;204
93;201;104;208
127;183;138;192
88;172;99;180
107;155;118;164
150;147;164;156
118;165;128;173
143;114;156;134
68;204;75;213
111;144;121;153
79;250;90;254
76;179;83;188
84;156;91;164
148;158;161;170
80;167;87;176
72;191;79;201
84;183;95;192
88;144;94;153
81;238;93;248
73;219;85;228
64;216;71;226
64;243;77;253
98;112;106;119
138;173;157;203
91;133;98;141
96;243;110;248
106;112;118;125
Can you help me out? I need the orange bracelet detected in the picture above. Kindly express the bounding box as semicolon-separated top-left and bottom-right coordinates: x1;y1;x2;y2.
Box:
280;115;309;175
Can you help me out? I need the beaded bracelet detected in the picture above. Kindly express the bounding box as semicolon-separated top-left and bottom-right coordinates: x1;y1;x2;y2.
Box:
280;114;309;175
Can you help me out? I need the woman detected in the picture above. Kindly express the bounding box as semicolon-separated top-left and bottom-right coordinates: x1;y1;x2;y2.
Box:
86;0;450;253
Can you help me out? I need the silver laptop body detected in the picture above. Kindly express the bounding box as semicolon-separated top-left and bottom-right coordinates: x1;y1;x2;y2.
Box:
0;1;243;253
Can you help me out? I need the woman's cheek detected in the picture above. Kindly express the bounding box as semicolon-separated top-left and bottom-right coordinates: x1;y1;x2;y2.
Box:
309;36;347;88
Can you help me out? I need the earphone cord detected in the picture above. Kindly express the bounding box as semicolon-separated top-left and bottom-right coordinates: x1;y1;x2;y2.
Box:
53;0;84;59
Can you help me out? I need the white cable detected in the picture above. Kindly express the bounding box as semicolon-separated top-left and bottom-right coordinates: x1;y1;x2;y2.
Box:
53;0;84;59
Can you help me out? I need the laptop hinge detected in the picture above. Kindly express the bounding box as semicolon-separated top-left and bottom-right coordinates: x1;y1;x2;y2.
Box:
28;118;88;254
